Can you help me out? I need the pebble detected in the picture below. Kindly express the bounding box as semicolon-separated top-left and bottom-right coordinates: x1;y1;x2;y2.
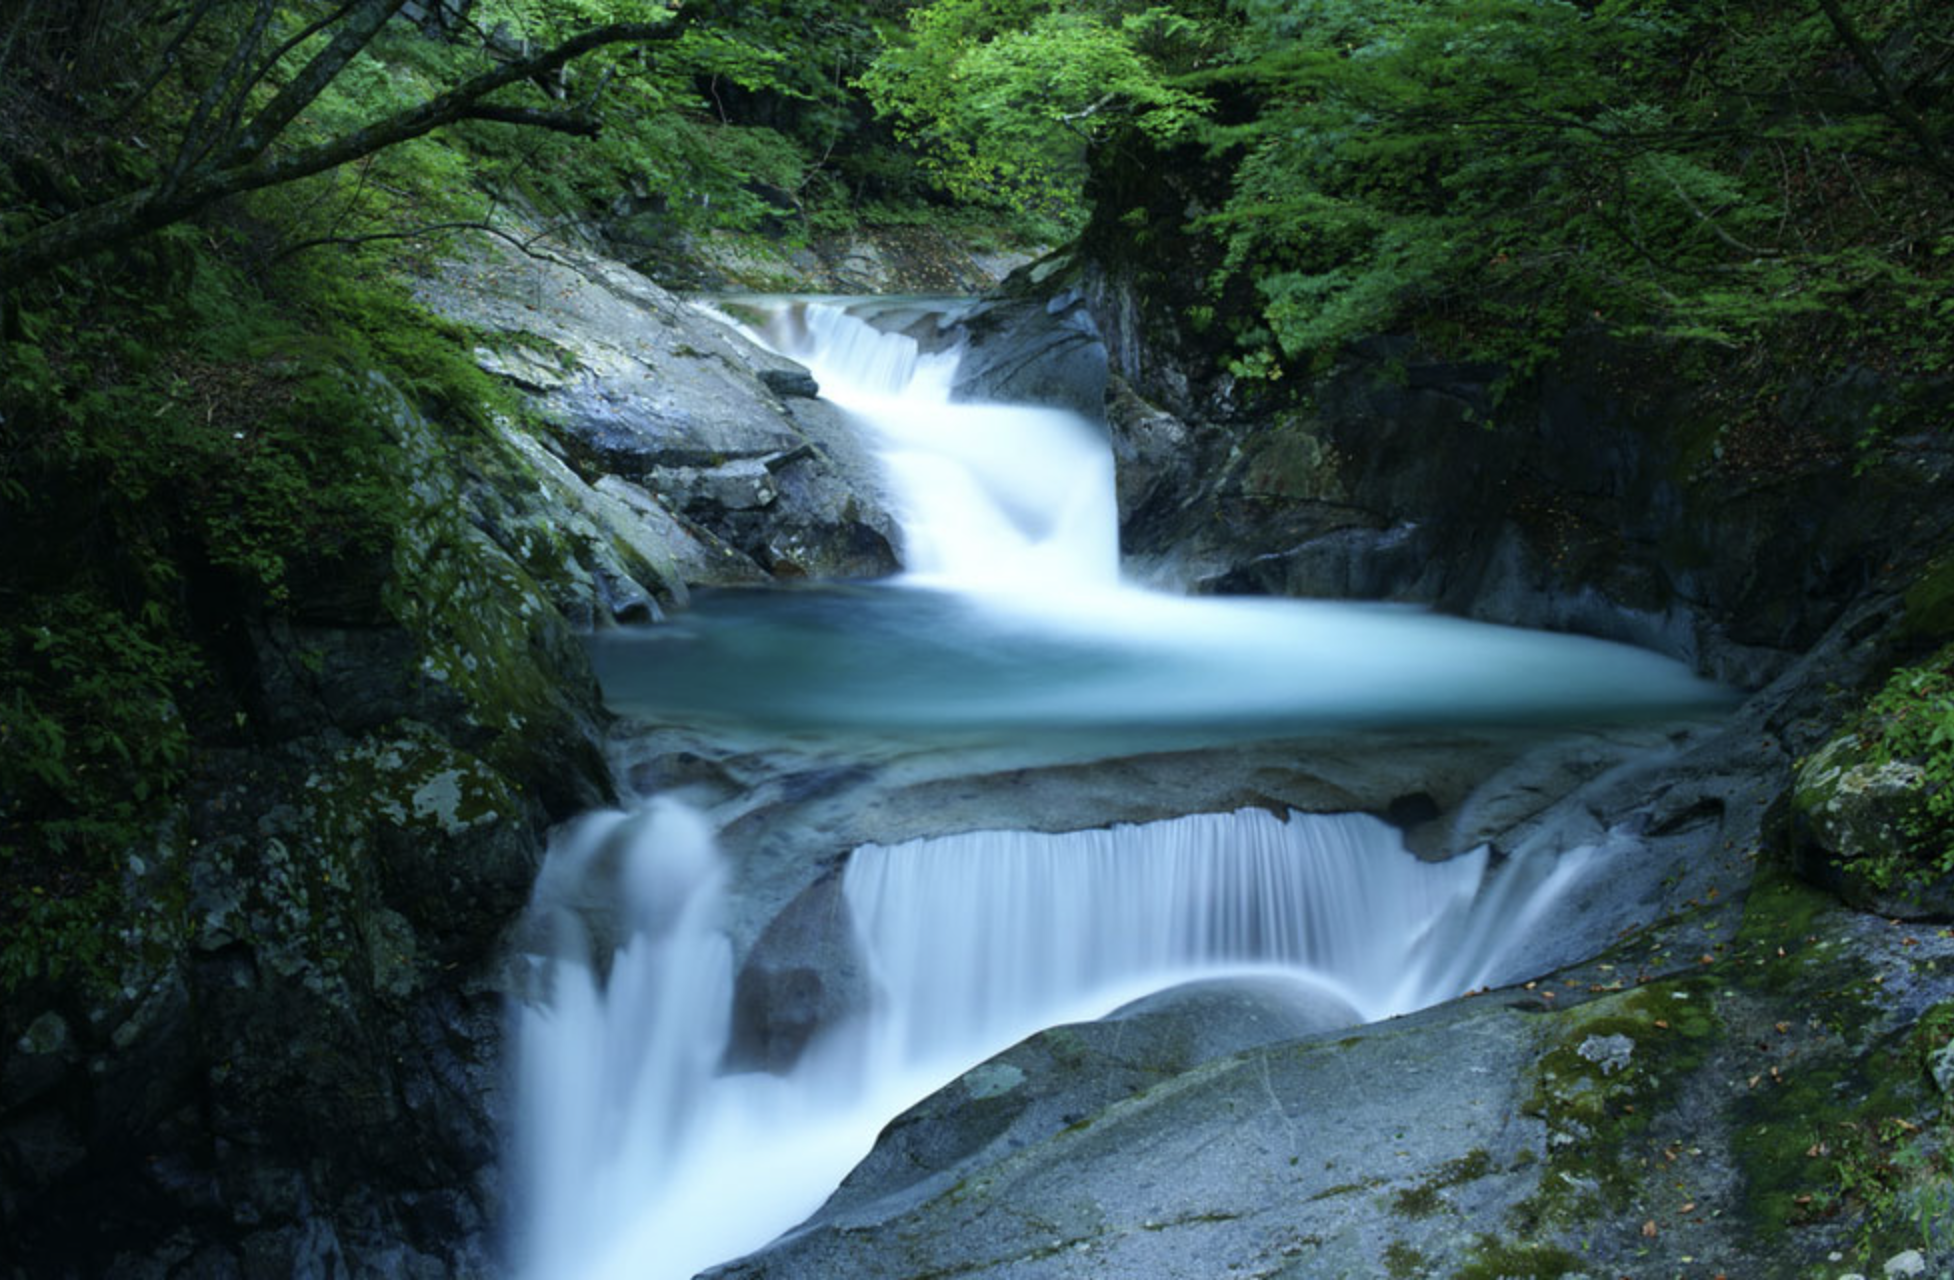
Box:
1884;1249;1927;1278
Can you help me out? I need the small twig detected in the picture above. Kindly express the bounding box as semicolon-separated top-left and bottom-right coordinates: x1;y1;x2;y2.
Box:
110;0;223;124
1657;164;1777;257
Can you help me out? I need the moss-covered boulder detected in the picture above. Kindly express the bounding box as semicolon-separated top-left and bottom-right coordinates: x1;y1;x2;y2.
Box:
1794;732;1954;920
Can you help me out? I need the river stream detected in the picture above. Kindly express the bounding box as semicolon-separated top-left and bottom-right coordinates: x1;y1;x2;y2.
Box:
506;297;1733;1280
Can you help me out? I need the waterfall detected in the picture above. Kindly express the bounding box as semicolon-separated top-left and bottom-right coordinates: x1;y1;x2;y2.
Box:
744;298;1121;593
510;296;1726;1280
846;810;1513;1063
512;804;1595;1280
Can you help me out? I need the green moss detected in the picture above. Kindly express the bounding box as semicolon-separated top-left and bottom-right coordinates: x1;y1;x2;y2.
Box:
1513;981;1718;1229
1449;1235;1579;1280
1383;1239;1428;1278
328;733;520;836
1723;863;1954;1260
1391;1148;1493;1218
1308;1178;1385;1202
1732;1012;1951;1253
1903;554;1954;641
1728;869;1864;1008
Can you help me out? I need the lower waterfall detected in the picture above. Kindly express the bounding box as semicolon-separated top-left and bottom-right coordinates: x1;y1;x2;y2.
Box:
511;803;1597;1280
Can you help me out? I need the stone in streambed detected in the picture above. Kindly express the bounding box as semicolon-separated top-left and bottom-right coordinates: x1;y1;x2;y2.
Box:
726;870;869;1074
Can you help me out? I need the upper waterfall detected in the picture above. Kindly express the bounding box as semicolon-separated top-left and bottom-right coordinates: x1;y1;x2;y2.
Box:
732;297;1122;594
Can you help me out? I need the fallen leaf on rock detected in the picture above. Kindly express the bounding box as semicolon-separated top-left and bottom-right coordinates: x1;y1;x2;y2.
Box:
1642;1220;1658;1238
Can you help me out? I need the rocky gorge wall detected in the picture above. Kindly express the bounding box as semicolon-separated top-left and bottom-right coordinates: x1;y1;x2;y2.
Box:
0;225;978;1278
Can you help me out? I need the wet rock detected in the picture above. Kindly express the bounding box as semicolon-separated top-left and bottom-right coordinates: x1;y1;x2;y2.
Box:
1576;1032;1634;1076
1884;1250;1928;1278
949;286;1108;423
414;228;899;583
1932;1039;1954;1097
727;870;868;1073
4;1011;76;1106
593;475;772;587
650;458;779;512
710;994;1549;1280
759;366;820;399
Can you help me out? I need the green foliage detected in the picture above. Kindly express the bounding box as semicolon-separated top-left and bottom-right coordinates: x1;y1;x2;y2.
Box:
860;0;1221;227
0;592;195;988
0;181;503;994
1191;0;1954;378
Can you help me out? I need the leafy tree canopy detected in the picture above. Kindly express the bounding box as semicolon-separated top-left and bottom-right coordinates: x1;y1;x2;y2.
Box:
865;0;1954;376
859;0;1221;232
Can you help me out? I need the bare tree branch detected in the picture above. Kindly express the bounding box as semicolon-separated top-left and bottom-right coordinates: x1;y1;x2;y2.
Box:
1656;164;1778;258
272;215;580;267
111;0;224;124
163;0;279;197
221;0;412;168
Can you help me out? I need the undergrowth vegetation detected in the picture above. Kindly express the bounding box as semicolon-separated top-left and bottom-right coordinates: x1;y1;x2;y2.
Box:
0;0;1031;993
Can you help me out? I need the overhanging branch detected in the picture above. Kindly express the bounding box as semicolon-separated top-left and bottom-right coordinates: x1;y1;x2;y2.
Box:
0;17;681;284
460;104;601;137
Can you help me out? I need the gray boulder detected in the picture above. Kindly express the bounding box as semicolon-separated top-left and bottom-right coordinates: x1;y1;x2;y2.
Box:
949;284;1109;423
416;230;899;584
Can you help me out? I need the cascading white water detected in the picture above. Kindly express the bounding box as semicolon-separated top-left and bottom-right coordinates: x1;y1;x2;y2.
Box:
846;810;1512;1064
513;803;1596;1280
511;297;1724;1280
746;298;1121;592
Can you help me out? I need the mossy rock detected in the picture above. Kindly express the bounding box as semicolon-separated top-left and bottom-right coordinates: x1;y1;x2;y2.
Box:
1791;732;1954;919
320;725;538;963
1904;553;1954;641
378;388;611;817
